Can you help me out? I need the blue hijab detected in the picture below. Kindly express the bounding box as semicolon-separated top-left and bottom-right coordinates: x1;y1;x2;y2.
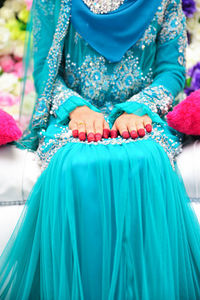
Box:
71;0;162;62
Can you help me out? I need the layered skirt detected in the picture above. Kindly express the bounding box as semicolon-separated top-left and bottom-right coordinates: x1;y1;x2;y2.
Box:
0;139;200;299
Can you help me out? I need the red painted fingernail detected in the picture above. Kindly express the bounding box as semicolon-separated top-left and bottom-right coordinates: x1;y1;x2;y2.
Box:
110;130;118;138
79;132;86;141
130;130;138;139
122;131;130;139
138;128;145;137
87;132;95;142
102;129;110;139
95;133;102;142
145;124;152;133
72;129;78;138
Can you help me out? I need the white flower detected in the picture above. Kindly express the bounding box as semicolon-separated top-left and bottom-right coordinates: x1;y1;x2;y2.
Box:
12;40;24;58
0;7;14;21
187;11;200;39
186;42;200;69
195;0;200;12
0;24;10;50
0;73;18;93
4;0;25;13
0;39;24;57
12;80;21;96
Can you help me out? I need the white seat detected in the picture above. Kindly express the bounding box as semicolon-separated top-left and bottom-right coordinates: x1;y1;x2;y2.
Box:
0;145;41;205
177;137;200;202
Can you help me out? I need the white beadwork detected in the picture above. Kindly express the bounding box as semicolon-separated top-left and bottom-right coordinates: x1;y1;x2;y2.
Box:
82;0;124;14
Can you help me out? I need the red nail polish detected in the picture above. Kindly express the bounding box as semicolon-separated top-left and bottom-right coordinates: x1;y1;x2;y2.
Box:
95;133;102;142
87;132;95;142
72;129;78;138
79;132;86;141
103;129;110;139
110;130;118;138
145;124;152;133
130;130;138;139
122;131;130;139
138;128;145;137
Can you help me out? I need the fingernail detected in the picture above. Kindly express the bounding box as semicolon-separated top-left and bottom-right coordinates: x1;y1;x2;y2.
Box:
130;130;138;139
103;129;110;139
95;133;102;142
87;132;95;142
145;124;152;133
110;130;118;138
138;128;145;137
79;132;86;141
122;131;130;139
72;129;78;138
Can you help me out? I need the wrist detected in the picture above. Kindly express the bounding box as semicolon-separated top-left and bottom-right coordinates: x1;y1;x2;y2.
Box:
69;105;91;119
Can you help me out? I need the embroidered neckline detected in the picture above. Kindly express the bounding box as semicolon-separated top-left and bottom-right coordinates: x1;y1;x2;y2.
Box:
82;0;125;14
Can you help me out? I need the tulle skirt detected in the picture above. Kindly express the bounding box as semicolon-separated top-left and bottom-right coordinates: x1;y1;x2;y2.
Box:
0;139;200;299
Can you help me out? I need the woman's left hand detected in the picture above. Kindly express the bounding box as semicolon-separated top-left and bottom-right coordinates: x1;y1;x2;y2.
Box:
111;112;152;139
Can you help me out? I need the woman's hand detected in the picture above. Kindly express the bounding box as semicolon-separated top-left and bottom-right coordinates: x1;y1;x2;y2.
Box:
69;105;110;142
111;112;152;139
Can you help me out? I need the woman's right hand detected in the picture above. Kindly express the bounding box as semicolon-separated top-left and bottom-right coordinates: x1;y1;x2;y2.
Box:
69;105;110;142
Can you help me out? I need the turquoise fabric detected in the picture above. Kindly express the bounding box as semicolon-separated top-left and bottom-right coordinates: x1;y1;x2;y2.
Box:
1;142;200;299
1;0;200;299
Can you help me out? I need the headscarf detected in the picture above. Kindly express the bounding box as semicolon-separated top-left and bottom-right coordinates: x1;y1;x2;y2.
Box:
71;0;162;62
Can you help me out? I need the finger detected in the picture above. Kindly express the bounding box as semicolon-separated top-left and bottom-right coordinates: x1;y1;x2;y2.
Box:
143;116;152;126
143;116;152;132
136;122;145;137
116;120;130;139
77;121;86;141
69;120;78;138
94;119;103;141
85;120;95;142
127;122;138;139
143;116;152;133
103;120;110;139
110;123;118;138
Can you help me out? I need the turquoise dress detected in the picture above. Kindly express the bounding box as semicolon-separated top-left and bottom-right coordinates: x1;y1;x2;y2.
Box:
1;0;200;299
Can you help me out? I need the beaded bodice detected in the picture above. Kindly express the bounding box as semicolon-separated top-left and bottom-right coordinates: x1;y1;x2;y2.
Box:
82;0;125;14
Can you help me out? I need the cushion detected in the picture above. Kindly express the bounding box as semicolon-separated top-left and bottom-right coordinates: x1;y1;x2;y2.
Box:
0;145;41;205
167;90;200;135
0;109;22;146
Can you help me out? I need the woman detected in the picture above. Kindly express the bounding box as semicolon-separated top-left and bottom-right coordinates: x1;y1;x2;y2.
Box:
1;0;200;299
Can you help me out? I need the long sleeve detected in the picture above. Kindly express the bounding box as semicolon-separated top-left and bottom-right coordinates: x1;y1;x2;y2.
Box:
32;0;57;95
109;0;187;126
49;57;101;124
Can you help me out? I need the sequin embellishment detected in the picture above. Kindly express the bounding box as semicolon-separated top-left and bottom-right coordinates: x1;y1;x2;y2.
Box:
82;0;124;14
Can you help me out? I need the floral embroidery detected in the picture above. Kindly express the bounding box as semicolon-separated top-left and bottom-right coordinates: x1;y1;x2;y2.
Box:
135;0;167;49
158;0;186;44
127;85;174;116
50;75;81;115
177;29;187;67
64;51;154;107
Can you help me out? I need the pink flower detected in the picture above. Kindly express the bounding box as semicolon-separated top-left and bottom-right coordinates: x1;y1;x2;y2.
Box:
12;61;24;78
0;55;15;73
25;79;34;94
0;92;18;107
13;55;22;62
25;0;33;10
